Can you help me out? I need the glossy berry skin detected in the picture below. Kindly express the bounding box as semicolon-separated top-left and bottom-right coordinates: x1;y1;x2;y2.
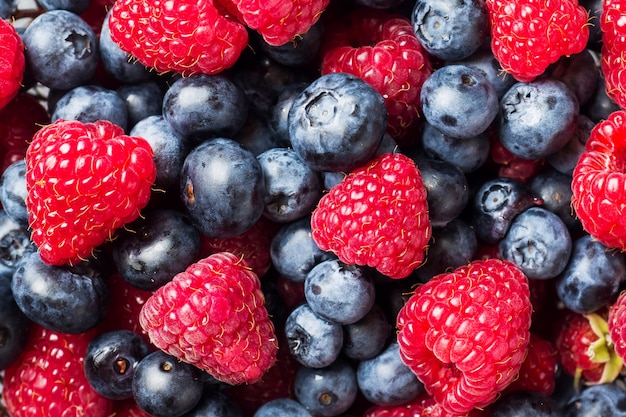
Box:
0;159;28;225
3;325;114;417
572;110;626;250
139;252;278;385
22;10;99;90
528;169;579;231
132;350;204;417
26;119;156;266
412;0;489;61
547;114;594;176
288;72;387;173
556;234;626;314
486;0;589;82
601;0;626;110
116;81;163;130
0;210;36;277
342;303;392;361
184;390;243;417
108;0;248;76
84;330;152;400
258;21;323;67
254;398;312;417
0;18;24;110
420;64;498;139
0;271;30;370
563;383;626;417
311;153;431;279
397;258;532;415
420;122;490;173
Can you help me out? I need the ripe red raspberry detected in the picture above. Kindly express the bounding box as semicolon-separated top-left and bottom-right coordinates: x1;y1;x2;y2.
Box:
364;392;488;417
609;291;626;362
311;153;431;279
139;252;278;385
486;0;589;82
217;0;329;46
108;0;248;76
0;18;25;111
555;309;622;385
396;258;532;415
572;110;626;251
504;334;558;396
3;325;114;417
25;119;156;266
601;0;626;110
321;8;432;144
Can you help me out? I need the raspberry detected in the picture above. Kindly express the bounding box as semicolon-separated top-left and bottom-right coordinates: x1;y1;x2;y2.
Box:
396;258;532;415
504;334;558;396
217;0;330;46
321;8;432;143
486;0;589;82
108;0;249;76
311;153;431;279
3;325;114;417
609;291;626;362
0;18;25;111
364;392;488;417
572;110;626;251
25;119;156;266
139;252;278;385
601;0;626;110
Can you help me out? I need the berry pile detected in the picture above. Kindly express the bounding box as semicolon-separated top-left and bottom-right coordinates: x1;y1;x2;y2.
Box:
4;0;626;416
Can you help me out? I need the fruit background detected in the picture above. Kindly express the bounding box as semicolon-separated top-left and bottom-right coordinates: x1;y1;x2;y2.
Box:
2;0;626;416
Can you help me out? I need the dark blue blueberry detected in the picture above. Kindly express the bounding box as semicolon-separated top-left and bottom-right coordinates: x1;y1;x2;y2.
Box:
529;169;580;232
582;70;621;123
547;114;594;175
0;0;17;19
11;251;110;333
162;74;248;143
499;207;572;280
257;147;323;223
0;271;30;370
270;216;335;283
580;0;603;51
420;64;498;139
556;234;626;314
420;121;490;173
0;210;36;277
112;209;201;291
99;9;152;83
293;358;358;417
0;159;28;226
117;81;163;130
84;330;152;400
414;218;477;282
288;72;387;172
563;383;626;417
253;398;312;417
268;82;310;148
356;341;424;407
342;304;391;361
258;21;323;67
22;10;99;90
412;0;489;61
284;303;343;368
304;259;376;325
184;390;243;417
51;85;129;131
546;50;599;106
234;110;282;156
498;79;579;160
322;171;346;191
37;0;90;13
133;350;204;417
471;177;539;245
130;115;190;192
180;138;265;239
490;392;564;417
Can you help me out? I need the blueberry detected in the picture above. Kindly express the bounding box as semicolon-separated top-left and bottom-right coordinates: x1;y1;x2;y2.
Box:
117;81;163;130
129;115;190;192
11;251;110;333
0;0;17;19
284;303;343;368
499;207;572;280
288;72;387;172
489;392;564;417
293;358;358;417
22;10;99;90
270;217;335;283
112;209;201;291
412;0;489;61
180;138;265;239
184;390;243;417
51;85;129;131
253;398;312;417
267;82;309;148
357;341;424;406
352;0;404;8
580;0;603;51
342;304;391;361
0;271;30;370
556;234;626;314
37;0;91;13
234;110;282;156
84;330;152;400
563;383;626;417
547;114;594;176
304;259;376;325
162;74;249;143
0;159;28;226
257;148;323;223
420;64;498;139
132;350;204;417
0;211;36;276
529;169;580;232
582;70;621;123
258;21;323;67
498;79;579;160
546;50;599;106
